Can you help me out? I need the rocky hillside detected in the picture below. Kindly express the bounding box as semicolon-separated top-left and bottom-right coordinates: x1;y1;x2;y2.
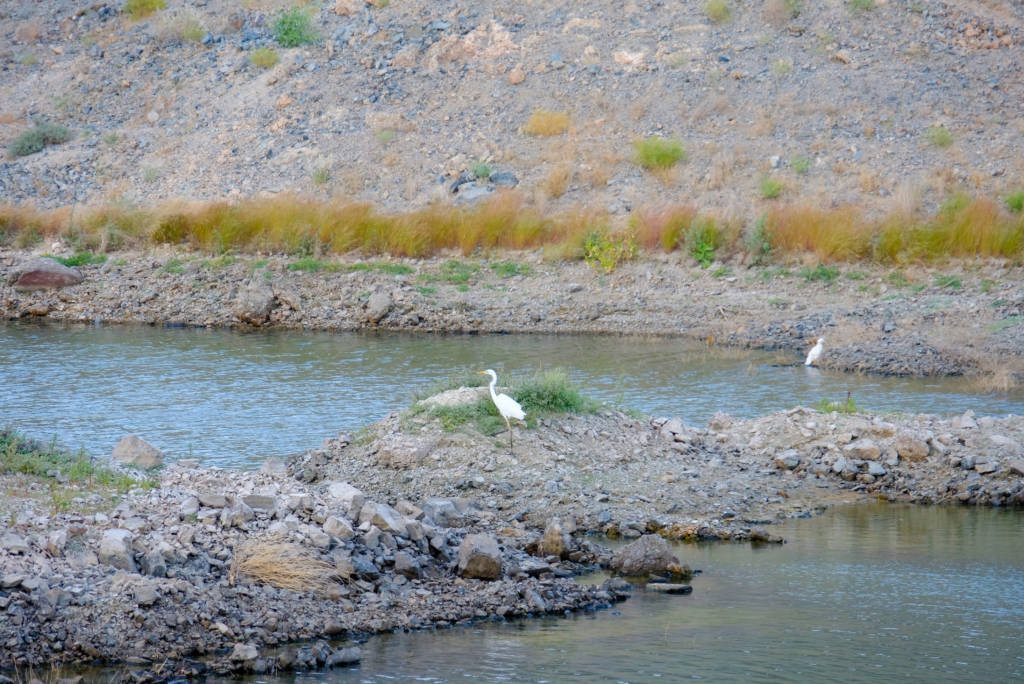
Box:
2;0;1022;217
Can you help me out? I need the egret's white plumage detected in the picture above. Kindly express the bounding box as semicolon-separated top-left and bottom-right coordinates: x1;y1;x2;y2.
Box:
805;337;825;366
478;369;525;451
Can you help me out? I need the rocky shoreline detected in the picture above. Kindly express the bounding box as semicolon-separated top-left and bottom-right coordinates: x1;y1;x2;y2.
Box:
3;247;1024;379
3;385;1023;681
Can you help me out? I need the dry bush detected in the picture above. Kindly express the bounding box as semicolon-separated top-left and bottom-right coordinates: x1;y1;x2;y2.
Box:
229;538;337;594
15;21;42;44
522;109;570;137
543;163;572;198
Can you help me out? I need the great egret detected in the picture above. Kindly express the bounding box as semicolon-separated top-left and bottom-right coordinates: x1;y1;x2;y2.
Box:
478;369;526;451
805;337;825;366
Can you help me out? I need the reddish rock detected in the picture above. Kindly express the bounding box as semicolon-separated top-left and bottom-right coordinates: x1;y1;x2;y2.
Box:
10;258;83;291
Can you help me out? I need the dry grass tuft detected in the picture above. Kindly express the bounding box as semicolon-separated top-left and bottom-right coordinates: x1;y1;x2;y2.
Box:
543;163;572;198
229;538;337;594
523;109;570;137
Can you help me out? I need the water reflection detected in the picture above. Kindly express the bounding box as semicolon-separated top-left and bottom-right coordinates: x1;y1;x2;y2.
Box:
1;321;1021;467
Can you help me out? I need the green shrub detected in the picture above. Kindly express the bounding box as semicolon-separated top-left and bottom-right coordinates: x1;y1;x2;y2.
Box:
273;7;319;47
248;47;280;69
759;176;784;199
815;395;859;414
288;257;340;273
489;260;533;277
583;228;636;273
311;166;330;185
924;125;953;148
934;274;961;289
440;259;480;284
633;136;686;170
52;252;107;267
790;156;811;174
124;0;166;19
744;215;773;265
1004;190;1024;213
704;0;732;23
682;219;721;268
345;261;414;275
8;121;72;158
471;162;492;179
847;0;875;11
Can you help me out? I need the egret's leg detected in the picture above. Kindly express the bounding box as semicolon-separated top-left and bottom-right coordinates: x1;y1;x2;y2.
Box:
505;416;513;452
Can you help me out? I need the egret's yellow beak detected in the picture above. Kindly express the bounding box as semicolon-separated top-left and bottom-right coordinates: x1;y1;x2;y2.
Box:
476;371;486;375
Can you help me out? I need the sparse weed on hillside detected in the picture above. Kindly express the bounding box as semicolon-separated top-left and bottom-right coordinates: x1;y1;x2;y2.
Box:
523;110;570;137
248;47;280;69
123;0;166;20
704;0;732;23
633;136;686;170
273;6;319;47
847;0;875;11
583;227;637;273
1004;190;1023;213
8;121;71;158
925;125;953;148
759;176;783;199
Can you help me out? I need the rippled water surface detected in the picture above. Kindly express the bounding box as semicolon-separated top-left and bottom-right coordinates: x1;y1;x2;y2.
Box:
229;504;1024;684
2;322;1022;467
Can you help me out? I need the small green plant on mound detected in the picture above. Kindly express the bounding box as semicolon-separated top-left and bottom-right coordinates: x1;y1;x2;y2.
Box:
790;156;811;174
439;259;480;284
934;273;961;289
124;0;166;20
924;125;953;148
249;47;280;69
50;251;107;267
273;6;319;47
8;121;72;158
682;219;721;268
800;264;839;282
583;227;637;273
311;166;331;185
703;0;732;24
743;215;773;266
633;136;686;170
1005;190;1024;213
759;176;784;199
815;395;860;414
471;162;492;180
847;0;875;11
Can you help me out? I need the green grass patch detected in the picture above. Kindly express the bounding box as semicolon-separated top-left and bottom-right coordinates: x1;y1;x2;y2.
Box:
815;395;860;414
934;274;961;289
759;176;784;199
790;156;811;174
345;261;414;275
847;0;875;11
703;0;732;23
471;162;492;180
49;251;107;267
439;259;481;284
924;125;953;148
633;136;686;170
800;264;839;282
489;260;533;277
584;227;637;273
8;121;72;158
163;257;186;274
1005;191;1024;213
124;0;166;19
273;6;319;47
988;315;1023;333
288;257;341;273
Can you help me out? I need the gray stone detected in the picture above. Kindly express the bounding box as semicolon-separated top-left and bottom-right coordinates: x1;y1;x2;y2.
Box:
645;582;693;595
134;580;158;606
261;457;288;475
844;439;880;461
98;529;136;571
405;520;424;542
323;515;355;540
457;533;503;580
952;411;978;429
198;492;228;508
421;498;465;527
867;461;887;477
139;549;167;577
111;434;163;468
364;291;392;323
242;495;276;512
895;434;929;462
775;450;801;470
1008;459;1024;476
230;642;260;662
2;533;29;555
359;502;407;536
46;529;67;557
975;461;998;475
235;284;276;325
394;551;420;579
610;534;686;577
523;587;547;612
325;646;360;666
326;481;365;519
396;500;424;520
9;257;84;290
179;496;200;517
660;417;685;437
538;517;571;559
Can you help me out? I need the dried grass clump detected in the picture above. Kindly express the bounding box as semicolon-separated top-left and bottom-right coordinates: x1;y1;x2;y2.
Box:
523;109;570;137
229;539;337;594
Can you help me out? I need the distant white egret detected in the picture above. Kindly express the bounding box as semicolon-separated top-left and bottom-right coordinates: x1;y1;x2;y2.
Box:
478;369;526;451
805;337;825;366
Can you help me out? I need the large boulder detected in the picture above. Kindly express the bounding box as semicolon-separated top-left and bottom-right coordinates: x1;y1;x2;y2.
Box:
363;291;392;323
235;284;276;325
610;534;688;577
894;433;929;462
457;533;502;580
98;529;136;571
358;502;407;536
8;257;83;290
326;481;365;519
111;434;163;469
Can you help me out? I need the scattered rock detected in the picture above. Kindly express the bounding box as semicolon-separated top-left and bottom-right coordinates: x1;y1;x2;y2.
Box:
457;533;503;580
111;434;164;469
8;258;83;291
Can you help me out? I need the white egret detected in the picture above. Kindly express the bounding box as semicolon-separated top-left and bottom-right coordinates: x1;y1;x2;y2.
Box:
478;369;526;452
805;337;825;366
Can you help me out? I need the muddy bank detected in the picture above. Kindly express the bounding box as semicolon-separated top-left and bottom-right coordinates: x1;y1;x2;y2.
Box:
2;391;1022;680
3;248;1023;379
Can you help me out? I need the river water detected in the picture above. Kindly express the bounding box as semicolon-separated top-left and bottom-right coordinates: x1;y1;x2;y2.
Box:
2;322;1023;468
222;503;1023;684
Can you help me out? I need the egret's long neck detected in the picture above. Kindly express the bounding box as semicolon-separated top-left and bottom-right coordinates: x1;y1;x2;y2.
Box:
488;375;498;401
